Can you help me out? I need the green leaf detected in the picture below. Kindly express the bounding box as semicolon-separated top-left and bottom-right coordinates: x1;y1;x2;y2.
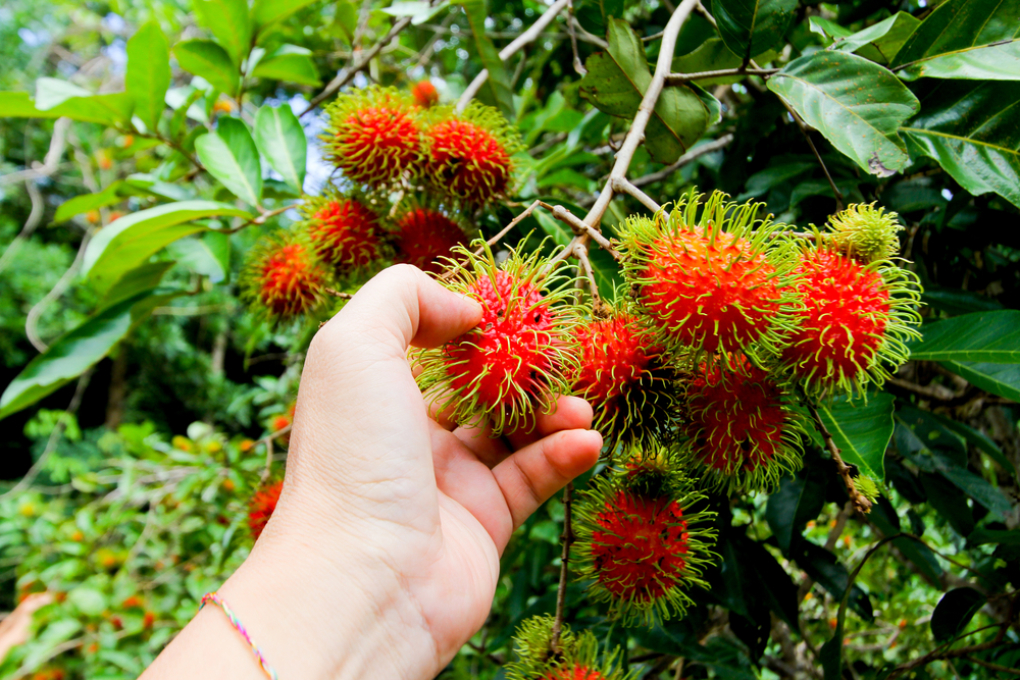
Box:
892;0;1020;81
81;200;252;295
251;45;320;86
575;0;624;37
967;527;1020;547
580;19;719;164
765;469;826;555
203;230;231;279
23;79;134;125
54;183;125;224
252;105;303;191
125;21;171;132
68;587;107;616
380;1;450;25
829;12;920;66
767;51;919;176
0;290;166;420
173;40;240;97
713;0;797;61
459;0;515;120
818;392;894;481
930;588;986;643
869;497;944;582
907;311;1020;362
790;539;873;621
195;117;263;206
933;412;1016;477
901;80;1020;209
672;37;743;85
101;262;176;308
167;236;227;283
252;0;321;31
940;362;1020;403
192;0;253;66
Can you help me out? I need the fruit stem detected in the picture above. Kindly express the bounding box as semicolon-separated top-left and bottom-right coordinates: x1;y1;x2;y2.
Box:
550;481;574;653
255;424;292;483
807;401;873;516
574;243;601;305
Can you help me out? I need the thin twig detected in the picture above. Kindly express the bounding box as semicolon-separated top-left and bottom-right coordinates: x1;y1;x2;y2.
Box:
539;202;621;260
25;227;96;353
664;67;776;83
0;117;70;186
324;287;353;299
565;0;586;76
612;176;662;213
574;245;601;304
630;134;734;187
258;424;292;483
966;655;1020;676
807;401;872;515
550;482;574;652
439;200;541;282
457;0;571;111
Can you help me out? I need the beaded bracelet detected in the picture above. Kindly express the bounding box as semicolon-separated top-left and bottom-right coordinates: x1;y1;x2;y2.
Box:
200;591;279;679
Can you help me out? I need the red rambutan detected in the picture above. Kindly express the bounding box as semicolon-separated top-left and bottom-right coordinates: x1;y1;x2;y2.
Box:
412;80;439;108
618;192;800;361
781;244;921;397
505;616;626;680
322;86;422;186
299;193;383;272
680;356;804;493
543;666;608;680
392;205;468;273
239;231;330;322
247;480;283;540
423;102;522;206
571;305;679;448
574;448;716;625
415;243;578;436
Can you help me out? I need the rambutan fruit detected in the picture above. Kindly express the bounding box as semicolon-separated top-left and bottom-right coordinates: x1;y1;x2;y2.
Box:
570;301;680;449
573;447;717;625
825;202;903;264
505;616;627;680
617;191;801;362
423;101;523;206
298;191;384;273
247;480;283;540
239;231;330;322
415;242;579;436
390;202;469;273
780;244;921;397
412;80;439;108
678;355;805;493
322;86;422;186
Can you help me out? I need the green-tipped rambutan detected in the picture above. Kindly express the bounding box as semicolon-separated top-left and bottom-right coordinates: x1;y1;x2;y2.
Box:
412;80;439;108
505;616;630;680
781;243;922;398
571;301;680;449
826;202;903;264
298;191;384;273
573;447;717;626
391;201;469;274
239;231;330;322
423;102;523;206
617;192;801;363
415;242;579;436
322;86;422;186
679;355;805;493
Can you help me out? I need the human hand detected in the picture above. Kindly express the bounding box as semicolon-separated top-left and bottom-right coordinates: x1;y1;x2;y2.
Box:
144;264;602;680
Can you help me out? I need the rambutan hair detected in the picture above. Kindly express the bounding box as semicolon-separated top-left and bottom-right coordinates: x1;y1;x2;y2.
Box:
322;86;423;186
505;616;630;680
411;80;439;108
617;191;802;364
390;200;470;273
780;242;922;398
678;355;805;493
573;447;717;625
298;190;385;274
422;101;523;206
239;231;330;323
571;300;681;450
825;202;903;264
414;241;579;436
247;480;283;540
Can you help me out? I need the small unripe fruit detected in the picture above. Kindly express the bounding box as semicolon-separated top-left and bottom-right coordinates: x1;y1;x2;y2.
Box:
826;202;902;263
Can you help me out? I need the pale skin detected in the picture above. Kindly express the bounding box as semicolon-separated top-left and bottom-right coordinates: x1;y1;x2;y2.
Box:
142;264;603;680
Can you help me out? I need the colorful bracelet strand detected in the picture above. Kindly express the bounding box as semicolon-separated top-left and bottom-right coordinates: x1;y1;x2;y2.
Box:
200;591;279;680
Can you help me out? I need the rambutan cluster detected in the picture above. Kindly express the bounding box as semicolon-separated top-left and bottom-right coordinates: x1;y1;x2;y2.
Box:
505;616;628;680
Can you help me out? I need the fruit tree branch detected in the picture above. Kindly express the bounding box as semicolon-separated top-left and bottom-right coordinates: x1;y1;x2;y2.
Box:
612;176;662;213
630;134;734;187
457;0;571;112
574;244;601;304
807;401;873;515
550;481;574;653
538;202;621;260
664;67;777;83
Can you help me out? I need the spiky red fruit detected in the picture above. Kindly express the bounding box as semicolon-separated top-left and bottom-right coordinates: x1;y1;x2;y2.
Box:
543;666;607;680
682;358;802;491
424;104;518;205
307;198;382;271
392;207;467;273
592;490;690;602
572;312;676;446
412;80;439;108
783;247;890;390
247;480;283;540
240;234;328;321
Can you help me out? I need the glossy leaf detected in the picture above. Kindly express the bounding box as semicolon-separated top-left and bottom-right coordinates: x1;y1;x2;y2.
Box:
252;0;321;31
868;497;943;582
580;19;719;164
459;0;515;120
575;0;623;37
195;117;263;206
253;105;306;192
81;200;252;295
101;262;176;308
828;12;920;66
940;362;1020;402
930;588;986;642
192;0;253;66
933;412;1016;476
251;45;321;86
172;40;240;97
672;38;743;85
54;183;125;224
167;237;227;283
767;51;918;176
907;311;1020;362
21;79;134;125
903;80;1020;209
714;0;797;61
790;539;873;621
892;0;1020;81
819;392;894;481
125;21;171;132
765;469;826;555
920;471;976;536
